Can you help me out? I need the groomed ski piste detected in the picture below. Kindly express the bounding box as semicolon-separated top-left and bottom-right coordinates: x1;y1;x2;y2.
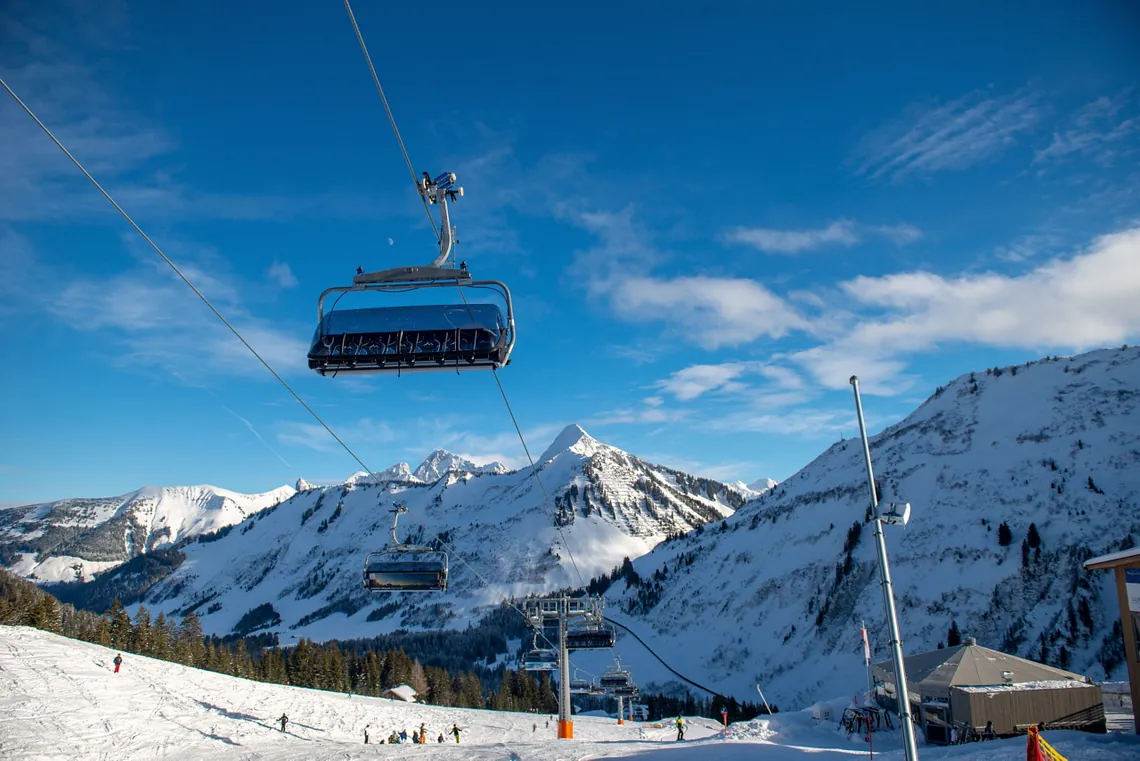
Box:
3;627;1137;760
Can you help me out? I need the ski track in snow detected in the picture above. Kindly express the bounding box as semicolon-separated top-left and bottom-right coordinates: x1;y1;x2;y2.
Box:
2;626;1138;761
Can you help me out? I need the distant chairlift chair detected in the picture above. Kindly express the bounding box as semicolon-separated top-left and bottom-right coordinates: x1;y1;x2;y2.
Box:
522;634;559;672
308;171;516;376
363;504;448;592
565;622;616;650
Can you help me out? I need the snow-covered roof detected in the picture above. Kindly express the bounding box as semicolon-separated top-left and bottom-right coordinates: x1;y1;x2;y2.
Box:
956;680;1095;693
1084;546;1140;570
381;684;418;702
873;640;1089;699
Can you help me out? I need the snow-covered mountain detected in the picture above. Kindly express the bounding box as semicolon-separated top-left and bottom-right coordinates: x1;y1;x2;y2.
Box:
581;346;1140;708
104;424;742;642
730;478;779;498
0;484;296;583
414;450;509;482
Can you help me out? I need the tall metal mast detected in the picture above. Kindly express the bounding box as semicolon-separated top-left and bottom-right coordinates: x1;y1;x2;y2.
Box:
851;376;919;761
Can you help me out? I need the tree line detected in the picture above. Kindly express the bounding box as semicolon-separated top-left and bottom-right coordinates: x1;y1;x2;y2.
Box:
1;568;772;722
0;569;553;711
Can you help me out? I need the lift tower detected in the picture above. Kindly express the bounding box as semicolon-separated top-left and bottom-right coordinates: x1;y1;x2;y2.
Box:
523;596;605;739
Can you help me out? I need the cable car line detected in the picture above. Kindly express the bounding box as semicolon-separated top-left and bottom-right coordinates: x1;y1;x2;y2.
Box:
0;72;565;665
342;0;439;243
603;616;727;701
6;20;717;703
335;1;586;588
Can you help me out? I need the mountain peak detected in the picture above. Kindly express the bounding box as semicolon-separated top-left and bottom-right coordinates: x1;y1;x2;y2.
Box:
414;450;478;483
539;424;600;463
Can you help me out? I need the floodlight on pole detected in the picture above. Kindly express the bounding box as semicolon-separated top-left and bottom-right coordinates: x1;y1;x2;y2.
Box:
850;376;919;761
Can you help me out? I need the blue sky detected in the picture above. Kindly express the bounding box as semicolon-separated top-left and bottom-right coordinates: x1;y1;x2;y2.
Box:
2;0;1139;504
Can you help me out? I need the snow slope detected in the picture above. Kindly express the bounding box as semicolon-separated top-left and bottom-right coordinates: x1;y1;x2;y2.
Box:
0;484;296;582
130;425;741;643
2;625;1135;761
583;347;1140;708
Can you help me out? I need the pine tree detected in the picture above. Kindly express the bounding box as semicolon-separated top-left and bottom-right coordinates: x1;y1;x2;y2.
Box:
997;521;1012;546
1027;522;1041;549
947;620;961;647
107;600;132;648
131;606;152;656
1021;539;1030;568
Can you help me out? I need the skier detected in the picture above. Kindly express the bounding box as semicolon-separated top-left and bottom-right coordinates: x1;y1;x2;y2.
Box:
532;722;537;733
278;713;289;733
113;654;123;673
437;733;445;743
451;723;462;743
420;723;427;741
399;729;408;741
982;720;996;740
675;715;685;741
364;726;370;744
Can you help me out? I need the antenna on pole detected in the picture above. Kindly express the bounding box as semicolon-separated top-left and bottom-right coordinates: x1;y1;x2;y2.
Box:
851;376;919;761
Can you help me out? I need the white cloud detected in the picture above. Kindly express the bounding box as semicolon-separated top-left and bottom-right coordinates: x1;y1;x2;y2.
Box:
609;275;808;348
657;363;753;401
387;238;394;246
266;260;298;289
724;220;858;254
851;88;1039;181
841;228;1140;349
792;227;1140;393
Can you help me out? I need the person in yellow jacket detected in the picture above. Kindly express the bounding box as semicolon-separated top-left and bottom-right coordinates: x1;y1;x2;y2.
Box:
675;716;685;741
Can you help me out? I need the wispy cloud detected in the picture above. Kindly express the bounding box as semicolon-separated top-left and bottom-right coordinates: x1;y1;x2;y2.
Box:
218;404;294;471
851;88;1040;181
657;363;755;401
276;418;398;454
23;234;311;381
873;223;924;246
724;220;923;254
1034;91;1138;167
723;220;858;254
266;260;298;289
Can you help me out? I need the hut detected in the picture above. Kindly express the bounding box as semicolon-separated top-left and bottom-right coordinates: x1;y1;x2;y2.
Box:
873;637;1104;743
380;684;418;703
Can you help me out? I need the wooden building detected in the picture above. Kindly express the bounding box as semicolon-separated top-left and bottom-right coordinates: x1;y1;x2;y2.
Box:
873;637;1104;743
1085;546;1140;734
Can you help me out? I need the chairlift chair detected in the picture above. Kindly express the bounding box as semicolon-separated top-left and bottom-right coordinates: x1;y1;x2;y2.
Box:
308;172;516;376
599;664;633;689
521;632;559;672
363;504;448;592
565;622;616;650
613;683;638;697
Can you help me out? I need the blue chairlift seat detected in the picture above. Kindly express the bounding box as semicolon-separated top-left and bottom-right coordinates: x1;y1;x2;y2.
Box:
565;623;616;650
599;668;632;688
522;649;559;672
363;550;448;592
309;304;509;375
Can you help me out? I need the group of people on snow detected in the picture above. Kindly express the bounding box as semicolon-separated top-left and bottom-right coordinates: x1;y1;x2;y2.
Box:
362;722;461;744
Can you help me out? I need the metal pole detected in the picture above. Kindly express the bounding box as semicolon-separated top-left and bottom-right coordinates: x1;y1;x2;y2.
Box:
755;684;773;716
557;600;573;739
617;695;624;725
850;376;919;761
861;621;874;701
